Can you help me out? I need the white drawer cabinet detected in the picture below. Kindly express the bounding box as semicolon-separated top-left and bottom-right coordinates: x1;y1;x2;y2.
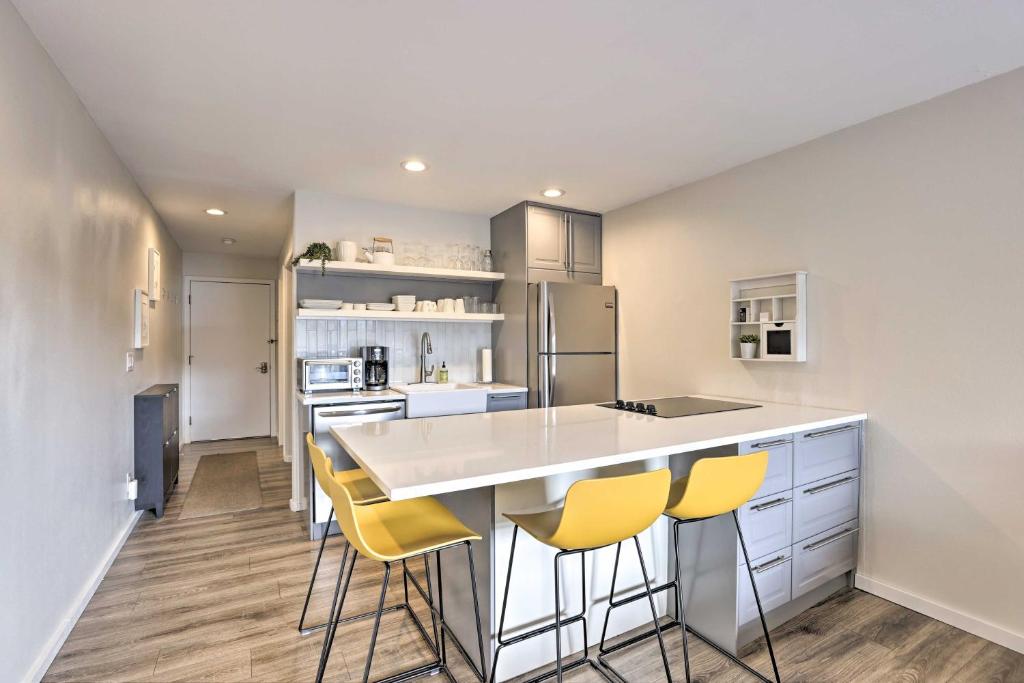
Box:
739;436;793;499
736;492;793;563
793;423;860;486
793;470;859;542
792;522;859;599
738;548;792;625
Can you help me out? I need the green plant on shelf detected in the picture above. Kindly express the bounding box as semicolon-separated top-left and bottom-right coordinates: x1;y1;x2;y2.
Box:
738;334;760;344
292;242;334;275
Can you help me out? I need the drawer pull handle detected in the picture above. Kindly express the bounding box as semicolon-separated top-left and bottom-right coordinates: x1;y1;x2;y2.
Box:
803;527;858;552
804;424;859;439
751;438;791;449
751;497;791;512
803;476;857;496
318;406;403;417
752;555;791;573
490;394;521;400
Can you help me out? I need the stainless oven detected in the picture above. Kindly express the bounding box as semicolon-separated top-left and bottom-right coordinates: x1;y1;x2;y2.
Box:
298;357;363;392
309;400;405;537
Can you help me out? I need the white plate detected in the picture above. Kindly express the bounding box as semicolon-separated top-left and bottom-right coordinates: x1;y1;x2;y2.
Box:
300;299;343;309
366;303;397;311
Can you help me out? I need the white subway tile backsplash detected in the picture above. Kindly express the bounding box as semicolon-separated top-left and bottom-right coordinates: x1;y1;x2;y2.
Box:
295;319;491;383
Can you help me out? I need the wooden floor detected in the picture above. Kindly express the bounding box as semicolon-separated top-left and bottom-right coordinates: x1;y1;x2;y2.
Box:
44;439;1024;682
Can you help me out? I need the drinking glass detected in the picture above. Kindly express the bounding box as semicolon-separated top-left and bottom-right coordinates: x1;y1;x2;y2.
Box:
447;242;462;269
426;245;444;267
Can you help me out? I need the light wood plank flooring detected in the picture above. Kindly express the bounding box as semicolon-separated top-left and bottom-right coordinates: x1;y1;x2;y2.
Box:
44;439;1024;682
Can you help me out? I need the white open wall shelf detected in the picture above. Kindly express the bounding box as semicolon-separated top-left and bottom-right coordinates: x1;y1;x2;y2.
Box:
293;259;504;283
296;309;503;324
730;271;807;362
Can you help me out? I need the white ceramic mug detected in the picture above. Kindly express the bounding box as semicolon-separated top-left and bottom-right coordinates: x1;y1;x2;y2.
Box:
454;299;465;314
340;241;358;262
341;302;354;310
354;303;367;311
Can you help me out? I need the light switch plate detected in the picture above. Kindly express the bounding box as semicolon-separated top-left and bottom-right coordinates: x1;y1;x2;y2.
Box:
126;350;135;372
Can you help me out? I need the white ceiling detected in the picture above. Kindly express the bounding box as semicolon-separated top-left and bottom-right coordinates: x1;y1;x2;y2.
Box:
14;1;1024;257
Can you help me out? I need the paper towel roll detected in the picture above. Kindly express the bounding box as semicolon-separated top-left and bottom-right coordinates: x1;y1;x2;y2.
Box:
480;348;493;383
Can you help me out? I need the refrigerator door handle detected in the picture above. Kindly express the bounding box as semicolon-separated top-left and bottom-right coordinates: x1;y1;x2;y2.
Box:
547;284;557;354
538;281;548;354
549;354;557;406
538;355;549;408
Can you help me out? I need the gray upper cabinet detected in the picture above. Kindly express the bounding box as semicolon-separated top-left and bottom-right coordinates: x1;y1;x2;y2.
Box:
527;206;568;270
526;204;602;276
568;212;601;274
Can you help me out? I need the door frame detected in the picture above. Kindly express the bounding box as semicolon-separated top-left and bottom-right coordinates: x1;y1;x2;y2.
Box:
182;276;277;444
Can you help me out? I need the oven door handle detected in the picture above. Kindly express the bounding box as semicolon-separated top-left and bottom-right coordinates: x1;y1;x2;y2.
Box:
317;406;403;418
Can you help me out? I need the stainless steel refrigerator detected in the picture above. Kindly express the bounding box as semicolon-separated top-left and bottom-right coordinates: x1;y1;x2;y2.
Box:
527;281;617;407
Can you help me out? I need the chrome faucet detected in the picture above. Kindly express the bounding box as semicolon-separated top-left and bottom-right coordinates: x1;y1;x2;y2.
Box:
420;332;435;383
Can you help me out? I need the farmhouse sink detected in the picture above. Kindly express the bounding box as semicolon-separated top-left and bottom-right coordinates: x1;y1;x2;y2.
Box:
392;383;489;418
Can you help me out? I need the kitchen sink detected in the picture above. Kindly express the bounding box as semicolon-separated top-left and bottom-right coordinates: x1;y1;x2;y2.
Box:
392;383;489;418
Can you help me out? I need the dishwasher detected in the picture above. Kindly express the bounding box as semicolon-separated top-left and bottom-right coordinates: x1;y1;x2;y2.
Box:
310;400;405;538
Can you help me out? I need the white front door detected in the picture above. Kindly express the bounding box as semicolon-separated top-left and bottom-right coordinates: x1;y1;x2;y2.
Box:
189;280;273;441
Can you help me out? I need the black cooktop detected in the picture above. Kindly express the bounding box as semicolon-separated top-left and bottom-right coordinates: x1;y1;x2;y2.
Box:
598;396;761;418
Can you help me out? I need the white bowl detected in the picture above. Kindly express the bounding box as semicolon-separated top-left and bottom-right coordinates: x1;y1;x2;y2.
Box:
300;299;343;309
395;303;416;312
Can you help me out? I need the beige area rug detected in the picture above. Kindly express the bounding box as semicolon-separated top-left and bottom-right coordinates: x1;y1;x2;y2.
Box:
179;451;263;519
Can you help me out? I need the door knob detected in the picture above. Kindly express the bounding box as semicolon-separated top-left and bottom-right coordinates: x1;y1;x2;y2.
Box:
257;362;269;374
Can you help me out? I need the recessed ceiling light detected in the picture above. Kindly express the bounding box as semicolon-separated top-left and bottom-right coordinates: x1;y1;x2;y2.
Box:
541;188;565;199
221;237;236;245
206;208;227;216
401;159;428;173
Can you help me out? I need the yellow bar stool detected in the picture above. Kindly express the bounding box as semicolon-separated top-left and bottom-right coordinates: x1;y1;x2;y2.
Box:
490;469;674;683
598;451;781;683
309;437;487;683
298;433;389;636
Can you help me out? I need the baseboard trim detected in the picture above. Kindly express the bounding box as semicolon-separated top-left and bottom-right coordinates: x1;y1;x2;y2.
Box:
282;449;292;463
26;509;143;682
289;496;307;512
856;573;1024;654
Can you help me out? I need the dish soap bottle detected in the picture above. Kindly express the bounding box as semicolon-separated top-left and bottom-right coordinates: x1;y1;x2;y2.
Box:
438;362;449;383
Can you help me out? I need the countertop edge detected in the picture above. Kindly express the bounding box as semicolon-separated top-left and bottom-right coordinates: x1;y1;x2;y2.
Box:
332;411;866;500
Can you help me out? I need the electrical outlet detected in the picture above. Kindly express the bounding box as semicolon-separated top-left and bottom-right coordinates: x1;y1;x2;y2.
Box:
126;350;135;372
126;472;138;500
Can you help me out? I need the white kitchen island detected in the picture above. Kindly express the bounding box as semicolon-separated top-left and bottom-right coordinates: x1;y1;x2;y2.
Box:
331;397;866;680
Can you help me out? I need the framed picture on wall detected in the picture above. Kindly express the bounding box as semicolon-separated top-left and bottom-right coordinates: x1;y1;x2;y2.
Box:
133;289;150;348
148;248;161;302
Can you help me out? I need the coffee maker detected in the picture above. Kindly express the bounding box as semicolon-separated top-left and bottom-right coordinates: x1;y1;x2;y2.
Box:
361;346;389;391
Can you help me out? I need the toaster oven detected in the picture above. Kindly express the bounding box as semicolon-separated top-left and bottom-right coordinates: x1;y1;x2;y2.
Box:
298;357;363;392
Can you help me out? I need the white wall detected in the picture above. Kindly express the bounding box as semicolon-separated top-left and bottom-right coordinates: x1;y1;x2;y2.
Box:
292;189;490;254
604;68;1024;651
182;251;278;280
0;2;183;679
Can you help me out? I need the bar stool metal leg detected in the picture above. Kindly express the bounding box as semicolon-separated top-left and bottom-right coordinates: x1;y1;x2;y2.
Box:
733;511;781;683
597;539;673;683
632;535;673;683
299;507;335;635
362;562;392;683
672;520;692;683
317;547;356;682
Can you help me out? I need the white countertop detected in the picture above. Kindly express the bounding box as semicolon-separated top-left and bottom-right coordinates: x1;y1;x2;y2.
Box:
297;383;526;406
330;396;867;500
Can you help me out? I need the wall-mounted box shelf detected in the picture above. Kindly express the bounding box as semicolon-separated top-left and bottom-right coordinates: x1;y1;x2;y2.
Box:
297;309;503;324
293;259;504;283
730;271;806;362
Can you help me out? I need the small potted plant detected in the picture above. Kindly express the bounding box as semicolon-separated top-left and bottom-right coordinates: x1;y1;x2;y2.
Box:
739;334;760;359
291;242;335;275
